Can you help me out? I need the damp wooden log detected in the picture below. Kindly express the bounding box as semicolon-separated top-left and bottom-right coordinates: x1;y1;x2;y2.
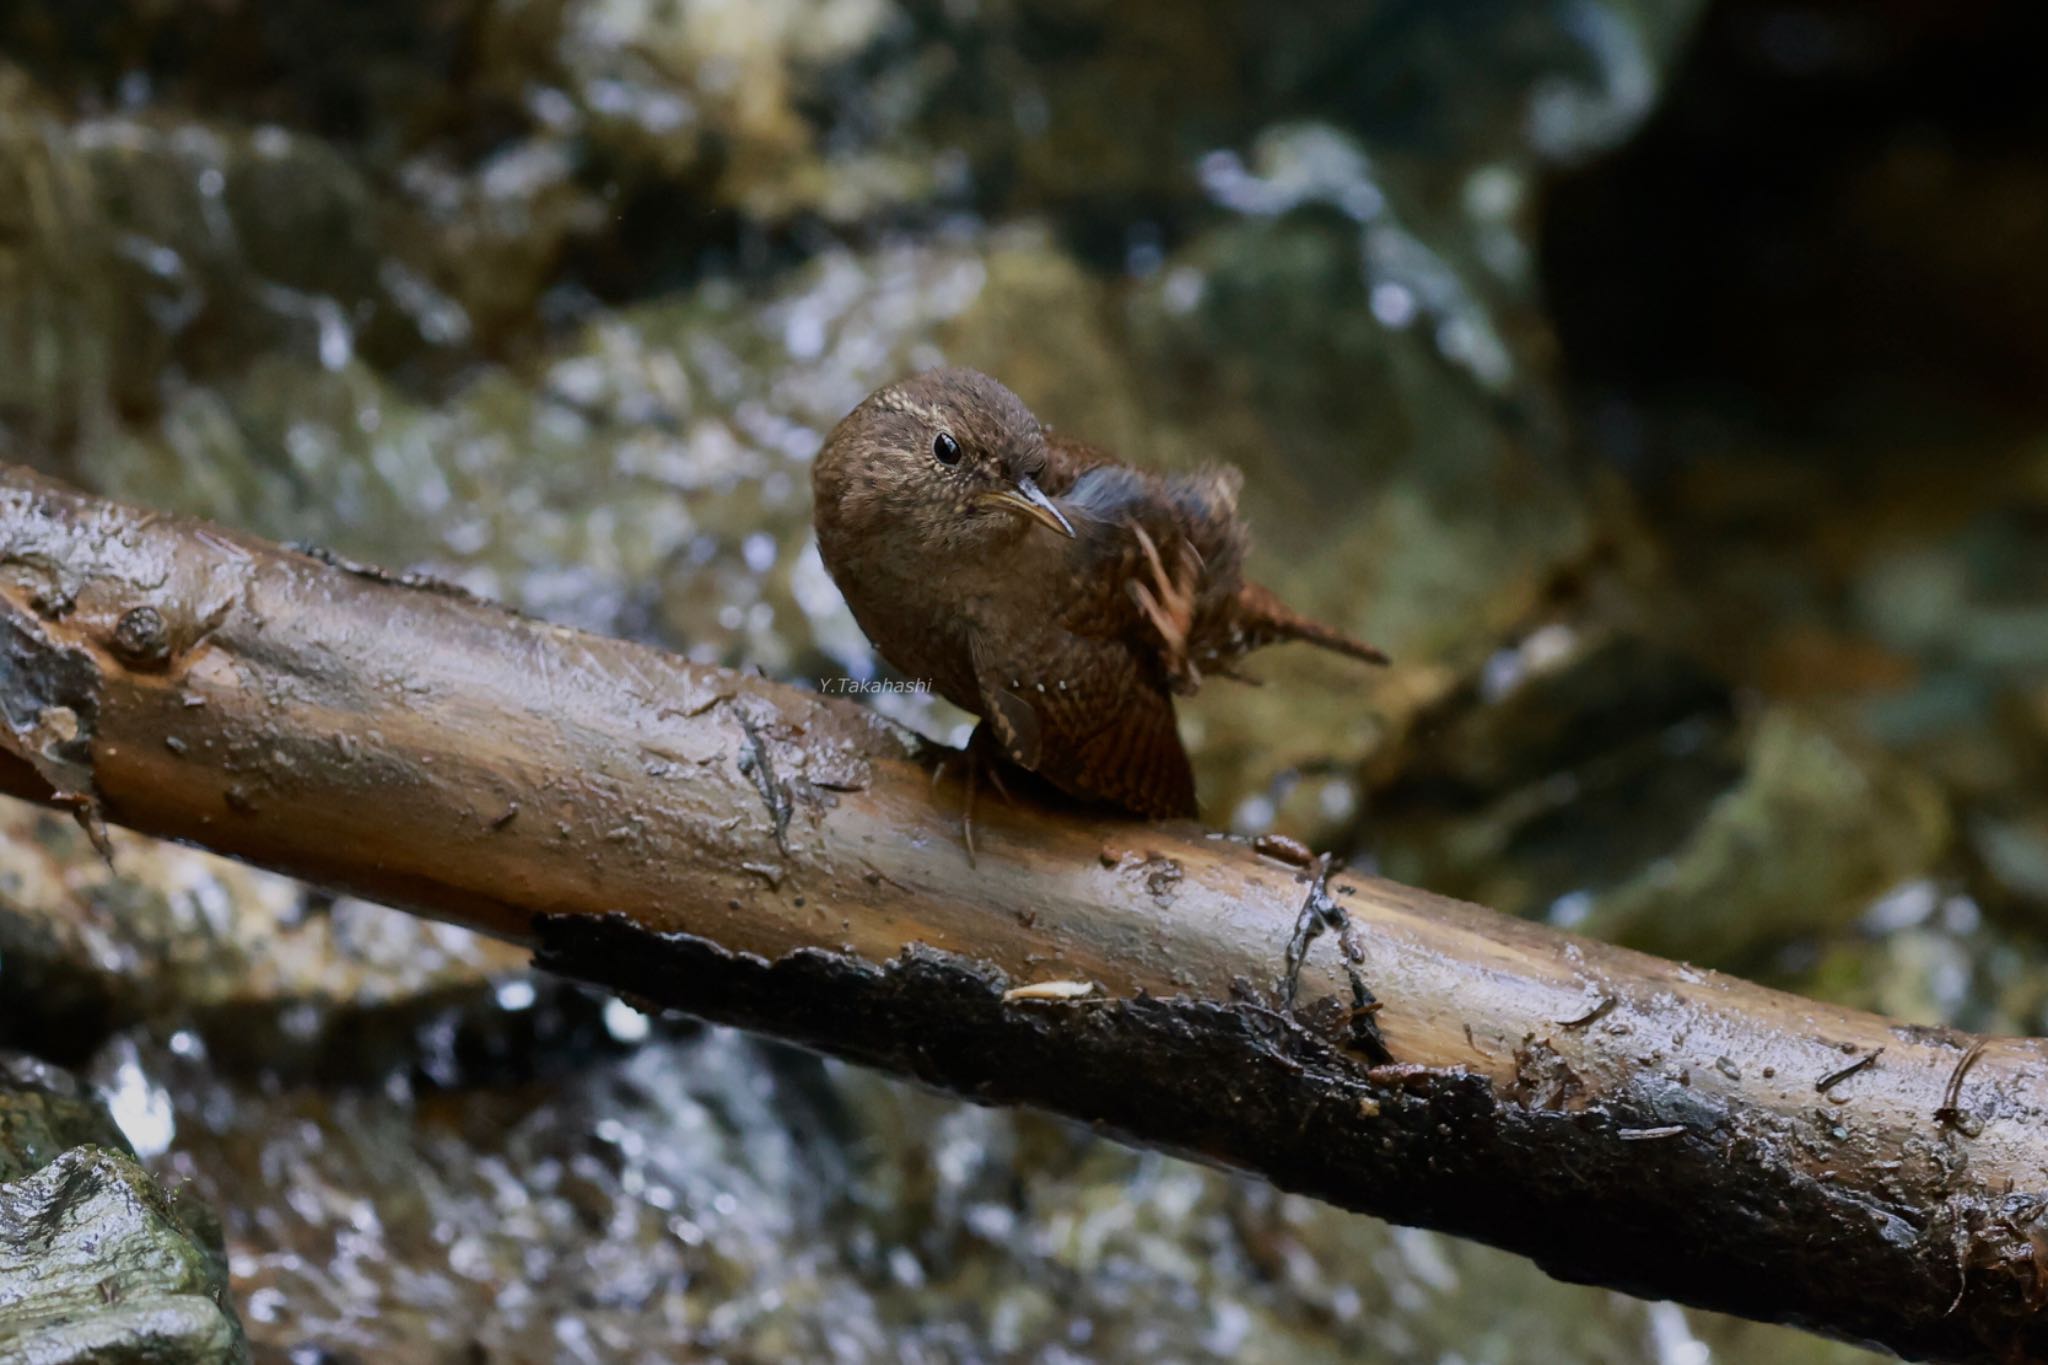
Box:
2;463;2044;1364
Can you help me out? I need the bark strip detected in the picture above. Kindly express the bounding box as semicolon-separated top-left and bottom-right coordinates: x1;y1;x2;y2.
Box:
2;464;2045;1362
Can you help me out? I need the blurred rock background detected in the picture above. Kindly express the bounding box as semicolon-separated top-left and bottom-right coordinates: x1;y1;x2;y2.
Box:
3;0;2045;1359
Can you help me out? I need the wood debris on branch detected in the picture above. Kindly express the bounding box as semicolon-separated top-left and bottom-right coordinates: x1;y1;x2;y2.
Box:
3;464;2045;1363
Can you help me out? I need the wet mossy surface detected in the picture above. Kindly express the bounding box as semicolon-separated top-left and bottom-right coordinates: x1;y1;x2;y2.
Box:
0;1055;246;1364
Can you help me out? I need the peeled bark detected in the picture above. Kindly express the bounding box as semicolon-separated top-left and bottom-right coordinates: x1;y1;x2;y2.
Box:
2;464;2044;1362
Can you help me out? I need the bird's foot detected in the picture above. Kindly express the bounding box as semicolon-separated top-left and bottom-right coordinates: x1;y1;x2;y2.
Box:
1129;521;1203;694
934;724;1015;868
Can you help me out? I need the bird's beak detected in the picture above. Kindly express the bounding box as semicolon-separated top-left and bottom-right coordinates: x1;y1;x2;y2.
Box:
976;475;1076;538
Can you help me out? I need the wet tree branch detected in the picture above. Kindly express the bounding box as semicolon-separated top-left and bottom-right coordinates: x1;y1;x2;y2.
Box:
2;464;2044;1362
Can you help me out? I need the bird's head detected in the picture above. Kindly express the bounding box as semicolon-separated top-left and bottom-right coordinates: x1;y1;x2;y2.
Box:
813;368;1075;558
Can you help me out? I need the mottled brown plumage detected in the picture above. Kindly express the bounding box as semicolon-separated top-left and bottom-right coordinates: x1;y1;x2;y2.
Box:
812;367;1386;820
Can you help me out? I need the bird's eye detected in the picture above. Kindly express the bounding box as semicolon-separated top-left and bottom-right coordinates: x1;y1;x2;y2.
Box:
932;432;961;466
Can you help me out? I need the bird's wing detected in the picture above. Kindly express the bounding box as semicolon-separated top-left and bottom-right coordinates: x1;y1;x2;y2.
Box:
1049;463;1251;695
968;628;1197;819
1039;432;1114;493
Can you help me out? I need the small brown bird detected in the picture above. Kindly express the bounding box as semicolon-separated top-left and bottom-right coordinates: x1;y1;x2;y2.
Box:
812;367;1385;828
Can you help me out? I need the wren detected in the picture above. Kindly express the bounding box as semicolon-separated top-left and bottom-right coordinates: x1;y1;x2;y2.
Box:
812;367;1386;825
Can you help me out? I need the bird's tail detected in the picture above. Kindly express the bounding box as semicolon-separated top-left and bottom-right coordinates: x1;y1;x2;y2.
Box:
1232;582;1390;666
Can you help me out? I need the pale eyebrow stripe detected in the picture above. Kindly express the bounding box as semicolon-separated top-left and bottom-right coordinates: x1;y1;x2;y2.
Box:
869;391;947;427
